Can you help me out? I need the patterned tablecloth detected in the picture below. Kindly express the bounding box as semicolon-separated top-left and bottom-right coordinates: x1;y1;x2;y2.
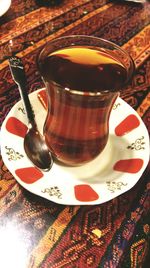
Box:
0;0;150;267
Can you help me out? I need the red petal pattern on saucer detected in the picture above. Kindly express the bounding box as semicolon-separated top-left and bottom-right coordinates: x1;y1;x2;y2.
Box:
113;158;143;173
6;117;27;138
74;184;99;202
115;114;140;136
37;89;47;110
15;167;43;183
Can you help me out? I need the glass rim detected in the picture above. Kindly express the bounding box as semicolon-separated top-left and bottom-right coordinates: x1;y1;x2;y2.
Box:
38;35;135;96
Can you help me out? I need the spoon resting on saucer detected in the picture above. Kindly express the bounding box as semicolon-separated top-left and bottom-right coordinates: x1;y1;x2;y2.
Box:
8;56;53;171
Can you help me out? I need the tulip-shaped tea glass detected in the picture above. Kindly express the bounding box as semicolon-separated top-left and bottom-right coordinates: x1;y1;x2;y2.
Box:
38;35;134;166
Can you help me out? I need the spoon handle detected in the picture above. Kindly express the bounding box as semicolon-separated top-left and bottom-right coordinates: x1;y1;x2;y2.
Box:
8;56;35;126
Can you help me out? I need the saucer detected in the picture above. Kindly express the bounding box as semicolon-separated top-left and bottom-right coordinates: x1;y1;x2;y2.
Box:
0;0;11;16
1;89;149;205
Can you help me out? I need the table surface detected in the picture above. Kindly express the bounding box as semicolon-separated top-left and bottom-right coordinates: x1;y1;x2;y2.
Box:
0;0;150;267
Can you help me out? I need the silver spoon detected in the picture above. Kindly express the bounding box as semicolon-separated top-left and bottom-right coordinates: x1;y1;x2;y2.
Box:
8;56;53;171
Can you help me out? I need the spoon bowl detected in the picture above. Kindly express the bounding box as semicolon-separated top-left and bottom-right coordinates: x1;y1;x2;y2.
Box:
24;125;53;171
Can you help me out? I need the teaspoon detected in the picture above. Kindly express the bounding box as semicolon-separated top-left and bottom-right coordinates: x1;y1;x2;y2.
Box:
8;56;53;171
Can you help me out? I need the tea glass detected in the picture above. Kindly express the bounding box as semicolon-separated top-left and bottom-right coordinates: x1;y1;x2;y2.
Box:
38;35;134;166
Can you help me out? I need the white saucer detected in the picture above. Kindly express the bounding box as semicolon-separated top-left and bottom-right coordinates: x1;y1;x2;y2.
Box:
1;89;149;205
0;0;11;16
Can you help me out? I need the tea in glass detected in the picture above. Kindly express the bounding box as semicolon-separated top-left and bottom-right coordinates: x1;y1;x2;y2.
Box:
38;35;134;166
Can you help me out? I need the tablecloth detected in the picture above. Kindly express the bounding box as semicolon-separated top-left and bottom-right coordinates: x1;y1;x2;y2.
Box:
0;0;150;267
